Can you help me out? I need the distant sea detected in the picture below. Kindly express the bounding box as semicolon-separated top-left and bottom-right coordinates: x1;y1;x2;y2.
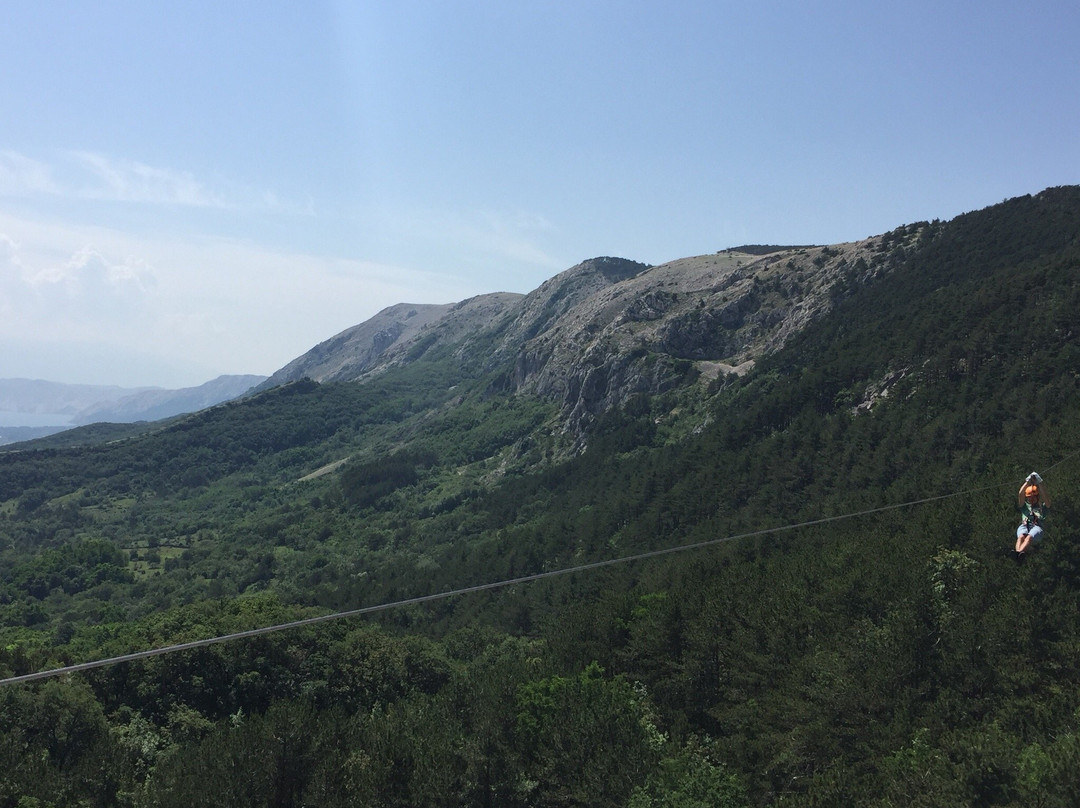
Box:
0;411;73;428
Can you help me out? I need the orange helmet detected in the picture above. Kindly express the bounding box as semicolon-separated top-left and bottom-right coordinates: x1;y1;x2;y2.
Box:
1024;484;1040;500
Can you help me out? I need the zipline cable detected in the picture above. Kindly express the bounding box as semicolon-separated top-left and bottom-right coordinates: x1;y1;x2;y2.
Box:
3;456;1077;688
1044;446;1080;475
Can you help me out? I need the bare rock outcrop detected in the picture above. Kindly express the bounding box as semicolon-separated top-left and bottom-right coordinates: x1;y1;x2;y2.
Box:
263;231;913;440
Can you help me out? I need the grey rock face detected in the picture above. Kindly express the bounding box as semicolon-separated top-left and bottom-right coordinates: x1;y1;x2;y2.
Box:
263;238;899;439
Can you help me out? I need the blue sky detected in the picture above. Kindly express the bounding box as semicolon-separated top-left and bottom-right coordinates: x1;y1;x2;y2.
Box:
1;1;1077;387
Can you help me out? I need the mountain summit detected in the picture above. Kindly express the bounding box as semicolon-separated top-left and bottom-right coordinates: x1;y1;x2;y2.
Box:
262;236;903;437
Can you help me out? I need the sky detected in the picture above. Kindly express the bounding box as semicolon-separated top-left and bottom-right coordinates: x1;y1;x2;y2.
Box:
0;1;1077;388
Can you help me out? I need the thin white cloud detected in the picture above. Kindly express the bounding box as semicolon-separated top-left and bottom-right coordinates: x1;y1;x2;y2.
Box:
0;232;24;273
0;150;61;196
384;205;564;275
67;151;225;208
0;149;312;215
476;208;561;268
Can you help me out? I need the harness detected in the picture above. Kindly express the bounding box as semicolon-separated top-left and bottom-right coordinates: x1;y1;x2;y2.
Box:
1022;488;1045;527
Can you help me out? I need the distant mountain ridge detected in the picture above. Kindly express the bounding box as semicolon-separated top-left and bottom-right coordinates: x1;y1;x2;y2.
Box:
0;378;153;419
0;375;266;442
72;375;266;424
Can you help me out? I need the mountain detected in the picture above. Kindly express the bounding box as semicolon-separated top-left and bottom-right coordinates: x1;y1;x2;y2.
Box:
0;375;266;444
2;187;1080;806
261;238;901;440
70;374;266;424
0;378;155;420
258;295;523;388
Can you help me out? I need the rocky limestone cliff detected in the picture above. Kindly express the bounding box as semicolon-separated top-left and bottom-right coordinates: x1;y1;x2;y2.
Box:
475;239;900;435
265;232;914;438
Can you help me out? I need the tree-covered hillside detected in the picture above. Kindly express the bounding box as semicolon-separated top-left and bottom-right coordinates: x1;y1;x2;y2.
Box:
1;187;1079;806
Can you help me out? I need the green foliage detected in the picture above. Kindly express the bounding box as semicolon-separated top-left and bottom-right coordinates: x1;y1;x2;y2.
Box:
1;188;1080;804
628;743;748;808
514;662;663;806
4;538;131;602
340;450;435;510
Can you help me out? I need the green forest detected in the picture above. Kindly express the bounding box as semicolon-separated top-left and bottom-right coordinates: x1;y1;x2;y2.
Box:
2;187;1080;806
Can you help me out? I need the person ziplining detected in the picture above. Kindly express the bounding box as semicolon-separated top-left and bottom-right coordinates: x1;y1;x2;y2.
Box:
4;455;1078;687
1015;472;1051;563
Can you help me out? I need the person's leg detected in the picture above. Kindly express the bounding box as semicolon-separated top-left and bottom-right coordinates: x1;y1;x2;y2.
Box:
1016;525;1031;554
